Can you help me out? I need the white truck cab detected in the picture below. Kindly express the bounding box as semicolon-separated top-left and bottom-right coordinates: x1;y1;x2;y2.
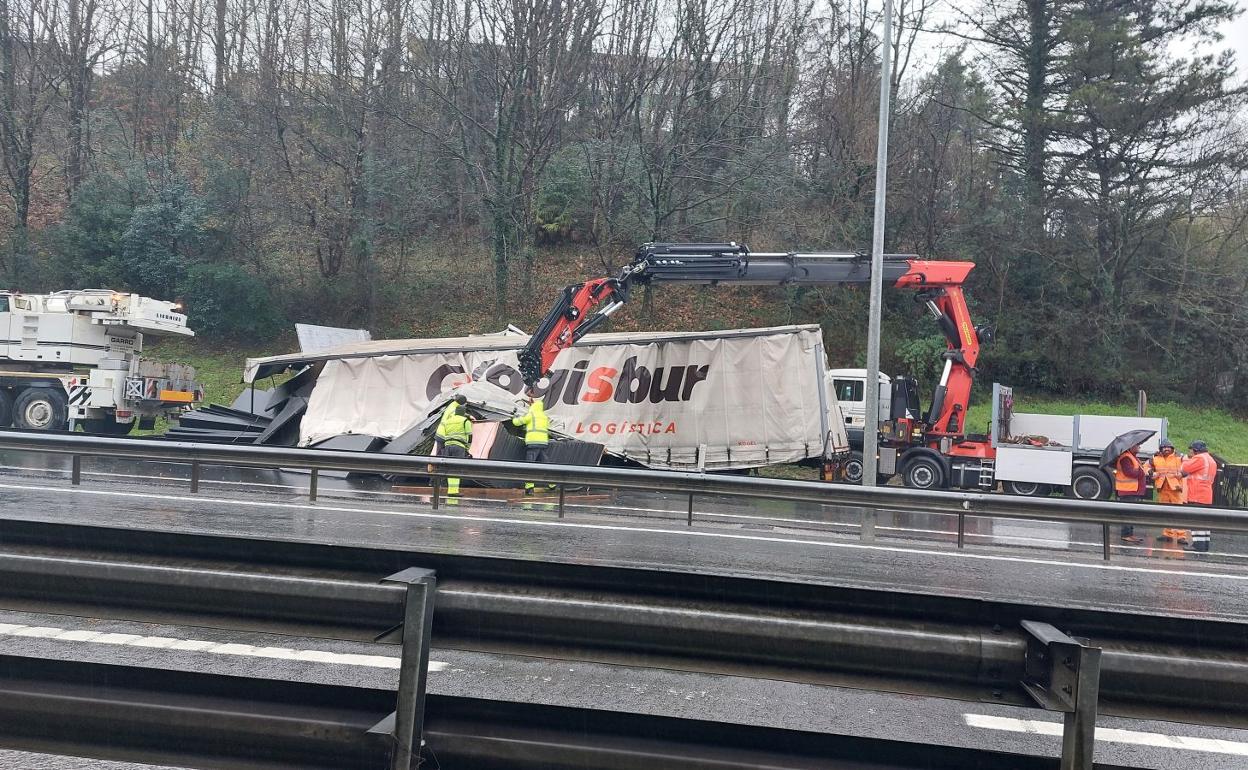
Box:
827;369;892;428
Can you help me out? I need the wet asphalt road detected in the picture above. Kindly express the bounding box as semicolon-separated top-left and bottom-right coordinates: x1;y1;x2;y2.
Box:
1;451;1247;768
0;454;1245;623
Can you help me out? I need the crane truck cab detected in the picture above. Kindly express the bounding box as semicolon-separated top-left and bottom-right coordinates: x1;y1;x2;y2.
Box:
0;290;203;433
827;369;893;431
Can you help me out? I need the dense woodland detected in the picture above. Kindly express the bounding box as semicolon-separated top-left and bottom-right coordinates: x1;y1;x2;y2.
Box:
0;0;1245;404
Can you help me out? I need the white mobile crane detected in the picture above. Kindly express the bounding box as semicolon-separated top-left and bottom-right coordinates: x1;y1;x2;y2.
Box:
0;290;203;433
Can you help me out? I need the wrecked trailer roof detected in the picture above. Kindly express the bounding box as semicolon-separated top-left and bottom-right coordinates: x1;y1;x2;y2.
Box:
243;324;825;383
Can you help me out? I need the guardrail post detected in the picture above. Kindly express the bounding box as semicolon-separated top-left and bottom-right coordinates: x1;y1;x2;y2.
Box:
189;460;200;493
558;485;565;519
1102;524;1110;561
1020;620;1102;770
687;493;694;526
71;455;81;485
380;567;437;770
430;476;440;510
308;468;319;502
861;508;876;542
957;512;965;548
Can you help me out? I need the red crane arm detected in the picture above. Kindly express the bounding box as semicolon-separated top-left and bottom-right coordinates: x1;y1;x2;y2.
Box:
518;243;988;441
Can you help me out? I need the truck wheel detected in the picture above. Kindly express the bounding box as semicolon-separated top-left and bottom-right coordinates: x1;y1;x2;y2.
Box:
1068;467;1112;500
0;390;13;427
903;456;945;490
13;388;69;431
845;451;865;484
82;418;134;436
1003;480;1052;497
844;450;893;485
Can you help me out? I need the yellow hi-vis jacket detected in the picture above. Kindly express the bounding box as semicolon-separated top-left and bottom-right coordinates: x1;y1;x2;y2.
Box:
513;398;550;446
436;402;472;448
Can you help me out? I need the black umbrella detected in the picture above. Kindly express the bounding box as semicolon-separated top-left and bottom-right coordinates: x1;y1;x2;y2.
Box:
1099;428;1157;468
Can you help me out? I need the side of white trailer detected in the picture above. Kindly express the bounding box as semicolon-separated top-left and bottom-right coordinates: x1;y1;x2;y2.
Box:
267;325;850;472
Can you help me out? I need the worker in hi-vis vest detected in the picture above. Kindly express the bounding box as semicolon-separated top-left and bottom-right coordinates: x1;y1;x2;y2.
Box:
514;388;555;494
1182;440;1218;553
1115;443;1149;544
1149;439;1189;544
435;394;472;498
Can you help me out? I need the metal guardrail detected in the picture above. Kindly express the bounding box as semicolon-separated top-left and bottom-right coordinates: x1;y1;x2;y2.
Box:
3;520;1247;769
0;555;437;770
0;430;1244;558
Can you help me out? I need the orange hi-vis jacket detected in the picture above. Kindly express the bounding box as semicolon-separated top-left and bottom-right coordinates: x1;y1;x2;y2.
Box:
1149;452;1184;504
1115;452;1146;497
1182;452;1217;505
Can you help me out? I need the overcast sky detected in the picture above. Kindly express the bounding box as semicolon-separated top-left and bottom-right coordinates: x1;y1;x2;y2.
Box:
898;1;1247;85
1223;6;1248;83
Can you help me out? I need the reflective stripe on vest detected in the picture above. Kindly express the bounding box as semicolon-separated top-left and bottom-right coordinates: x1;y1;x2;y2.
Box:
1192;453;1217;483
1151;453;1183;490
436;404;472;447
515;400;550;445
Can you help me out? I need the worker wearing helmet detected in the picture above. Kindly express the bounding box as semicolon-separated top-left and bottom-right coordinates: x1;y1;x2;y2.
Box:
1149;439;1188;543
435;394;472;499
1182;440;1217;553
514;388;554;494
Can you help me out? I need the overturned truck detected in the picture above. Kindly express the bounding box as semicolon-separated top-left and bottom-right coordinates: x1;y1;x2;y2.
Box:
172;325;851;473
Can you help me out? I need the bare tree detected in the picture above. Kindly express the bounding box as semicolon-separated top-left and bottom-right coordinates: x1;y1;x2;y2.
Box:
0;0;60;277
409;0;606;314
49;0;115;197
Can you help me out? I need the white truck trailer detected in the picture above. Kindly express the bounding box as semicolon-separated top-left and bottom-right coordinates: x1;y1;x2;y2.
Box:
243;324;852;473
0;290;202;433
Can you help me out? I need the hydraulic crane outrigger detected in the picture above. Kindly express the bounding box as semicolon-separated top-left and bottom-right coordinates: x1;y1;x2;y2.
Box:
518;242;997;489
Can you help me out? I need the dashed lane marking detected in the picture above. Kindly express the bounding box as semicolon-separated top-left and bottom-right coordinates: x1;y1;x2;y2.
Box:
0;621;446;671
2;480;1247;584
964;714;1248;756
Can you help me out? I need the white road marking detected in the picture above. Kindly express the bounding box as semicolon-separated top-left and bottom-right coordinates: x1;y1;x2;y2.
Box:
1;480;1245;584
964;714;1248;756
0;621;447;671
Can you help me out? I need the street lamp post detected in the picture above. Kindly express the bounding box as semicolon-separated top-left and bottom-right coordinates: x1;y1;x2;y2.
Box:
862;0;894;491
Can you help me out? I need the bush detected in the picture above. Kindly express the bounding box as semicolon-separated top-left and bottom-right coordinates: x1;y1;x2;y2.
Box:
179;263;284;338
51;172;138;288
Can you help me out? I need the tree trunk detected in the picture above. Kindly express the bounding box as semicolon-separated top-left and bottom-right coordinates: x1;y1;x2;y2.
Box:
1021;0;1049;241
214;0;227;92
492;207;512;320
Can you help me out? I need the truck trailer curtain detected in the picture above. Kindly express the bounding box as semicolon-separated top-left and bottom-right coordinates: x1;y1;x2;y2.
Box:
299;327;837;471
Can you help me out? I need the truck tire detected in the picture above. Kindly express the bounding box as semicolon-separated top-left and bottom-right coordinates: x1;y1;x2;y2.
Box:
903;456;945;490
1003;480;1052;497
1068;467;1112;501
0;390;13;427
845;451;866;484
13;387;69;431
844;450;893;485
82;418;134;436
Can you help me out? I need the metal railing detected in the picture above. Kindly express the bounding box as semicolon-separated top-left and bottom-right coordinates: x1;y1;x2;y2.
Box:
0;430;1245;561
3;513;1247;769
0;555;436;770
1218;463;1247;509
